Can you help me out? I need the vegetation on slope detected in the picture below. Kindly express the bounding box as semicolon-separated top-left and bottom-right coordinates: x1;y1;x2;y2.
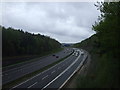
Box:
74;2;120;88
2;26;61;66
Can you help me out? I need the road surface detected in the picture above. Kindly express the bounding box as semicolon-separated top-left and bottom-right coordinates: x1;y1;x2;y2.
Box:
2;48;73;85
9;48;87;89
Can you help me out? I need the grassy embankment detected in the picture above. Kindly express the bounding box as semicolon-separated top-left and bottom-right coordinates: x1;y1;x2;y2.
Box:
74;2;120;88
74;34;119;88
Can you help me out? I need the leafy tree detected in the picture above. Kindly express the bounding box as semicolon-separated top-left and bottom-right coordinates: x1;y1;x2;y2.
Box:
2;26;61;57
92;2;120;58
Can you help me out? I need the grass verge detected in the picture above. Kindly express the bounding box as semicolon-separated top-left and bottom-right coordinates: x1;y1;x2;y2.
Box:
76;50;120;88
3;50;73;89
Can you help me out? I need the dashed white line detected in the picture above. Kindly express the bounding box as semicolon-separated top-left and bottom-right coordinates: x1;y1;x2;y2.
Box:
51;70;56;74
27;82;38;88
11;52;73;89
59;52;87;89
11;73;42;89
42;75;49;80
41;50;81;89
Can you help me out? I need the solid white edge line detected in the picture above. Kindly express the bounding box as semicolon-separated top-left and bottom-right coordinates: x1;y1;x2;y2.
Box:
59;53;88;89
3;49;69;74
11;51;73;89
3;49;73;76
41;50;81;90
27;82;38;88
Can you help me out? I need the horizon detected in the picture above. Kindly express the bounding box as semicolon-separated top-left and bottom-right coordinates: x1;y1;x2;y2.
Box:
1;2;100;43
1;25;92;44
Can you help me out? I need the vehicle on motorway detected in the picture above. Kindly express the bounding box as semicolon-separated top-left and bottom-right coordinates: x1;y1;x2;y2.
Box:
75;52;79;57
56;56;59;58
81;51;84;55
72;52;75;56
52;54;55;56
75;52;78;56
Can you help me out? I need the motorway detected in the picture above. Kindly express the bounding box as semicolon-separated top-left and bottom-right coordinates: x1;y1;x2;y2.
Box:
2;48;73;85
9;48;87;89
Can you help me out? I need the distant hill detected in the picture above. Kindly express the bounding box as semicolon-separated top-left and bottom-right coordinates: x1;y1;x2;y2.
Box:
2;26;61;57
74;33;119;88
74;34;98;53
73;2;119;88
61;43;74;47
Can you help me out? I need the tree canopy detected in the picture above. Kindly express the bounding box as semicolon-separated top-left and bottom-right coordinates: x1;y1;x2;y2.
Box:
2;26;61;57
92;2;120;58
74;2;120;88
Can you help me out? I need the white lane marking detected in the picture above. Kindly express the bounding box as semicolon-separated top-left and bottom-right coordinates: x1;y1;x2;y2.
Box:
51;70;55;74
3;57;46;75
11;72;42;89
42;75;49;80
41;50;81;89
59;55;87;89
59;53;88;89
3;64;31;75
27;82;38;88
11;52;73;89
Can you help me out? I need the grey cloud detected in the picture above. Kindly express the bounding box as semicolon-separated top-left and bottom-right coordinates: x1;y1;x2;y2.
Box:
2;2;100;43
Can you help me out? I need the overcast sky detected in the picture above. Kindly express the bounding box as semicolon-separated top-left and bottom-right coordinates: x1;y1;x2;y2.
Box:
2;2;100;43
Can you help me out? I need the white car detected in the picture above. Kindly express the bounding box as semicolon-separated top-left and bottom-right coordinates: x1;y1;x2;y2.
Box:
72;52;75;56
75;52;78;56
81;51;84;55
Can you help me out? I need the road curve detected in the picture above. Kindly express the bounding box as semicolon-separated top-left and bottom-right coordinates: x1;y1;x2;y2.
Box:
10;48;87;89
2;48;73;85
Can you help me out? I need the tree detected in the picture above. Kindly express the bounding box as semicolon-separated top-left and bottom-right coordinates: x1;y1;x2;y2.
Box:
92;2;120;58
2;26;61;57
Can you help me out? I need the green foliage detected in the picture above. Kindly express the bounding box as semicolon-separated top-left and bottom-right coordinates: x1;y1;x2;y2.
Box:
74;34;99;53
75;2;120;88
2;26;61;57
92;2;120;58
77;52;120;88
